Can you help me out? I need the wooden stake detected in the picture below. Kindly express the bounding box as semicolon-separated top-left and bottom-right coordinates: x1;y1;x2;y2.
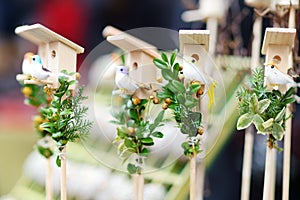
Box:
241;15;262;200
60;146;67;200
263;136;276;200
282;6;296;200
241;125;254;200
133;174;144;200
46;157;52;200
190;153;197;200
196;162;205;200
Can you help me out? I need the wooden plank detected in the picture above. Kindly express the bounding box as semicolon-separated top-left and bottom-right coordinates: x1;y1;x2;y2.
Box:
261;28;296;54
179;30;210;52
15;24;84;54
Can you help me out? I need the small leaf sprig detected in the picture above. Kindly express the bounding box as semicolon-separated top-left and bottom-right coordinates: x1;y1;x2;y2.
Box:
153;50;203;158
111;95;165;174
40;70;92;166
18;80;54;158
237;68;295;149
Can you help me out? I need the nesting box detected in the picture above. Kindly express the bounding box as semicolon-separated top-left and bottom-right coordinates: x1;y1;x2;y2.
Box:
245;0;270;8
182;0;227;22
15;23;84;88
261;28;296;74
107;33;159;84
179;30;210;73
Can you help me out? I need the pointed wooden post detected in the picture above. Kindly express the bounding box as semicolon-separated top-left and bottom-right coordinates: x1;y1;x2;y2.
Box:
104;26;160;199
261;27;296;200
15;23;84;200
179;30;210;200
240;1;268;199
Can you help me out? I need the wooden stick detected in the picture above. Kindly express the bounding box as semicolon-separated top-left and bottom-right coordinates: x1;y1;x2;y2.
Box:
269;148;277;200
241;15;262;200
133;174;144;200
206;18;218;56
263;136;276;200
241;125;254;200
46;157;52;200
190;153;197;200
61;146;67;200
282;6;296;200
196;162;205;200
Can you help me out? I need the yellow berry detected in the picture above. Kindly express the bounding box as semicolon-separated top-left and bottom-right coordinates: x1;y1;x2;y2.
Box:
33;115;43;124
149;95;155;100
179;66;183;71
38;125;44;132
153;98;160;104
132;97;141;105
22;87;32;97
197;127;204;135
162;102;168;110
164;98;172;104
128;127;135;135
76;72;81;80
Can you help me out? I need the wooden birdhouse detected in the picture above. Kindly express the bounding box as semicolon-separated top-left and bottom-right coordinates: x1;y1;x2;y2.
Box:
245;0;270;8
15;23;84;89
179;30;210;73
261;28;296;74
107;33;159;84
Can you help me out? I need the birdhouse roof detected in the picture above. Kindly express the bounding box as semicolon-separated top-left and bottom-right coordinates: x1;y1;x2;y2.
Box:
179;30;210;52
261;28;296;55
107;34;160;58
15;23;84;54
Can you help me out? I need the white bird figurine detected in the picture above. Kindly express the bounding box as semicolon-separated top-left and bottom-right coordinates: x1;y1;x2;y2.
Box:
31;55;52;80
181;55;216;109
264;62;300;89
115;66;145;94
22;52;34;75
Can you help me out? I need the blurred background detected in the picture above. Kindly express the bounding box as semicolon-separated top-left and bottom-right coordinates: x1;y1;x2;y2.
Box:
0;0;300;199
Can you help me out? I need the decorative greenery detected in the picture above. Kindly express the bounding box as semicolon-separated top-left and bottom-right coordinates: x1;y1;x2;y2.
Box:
237;68;295;149
153;50;203;158
111;94;165;174
39;70;92;166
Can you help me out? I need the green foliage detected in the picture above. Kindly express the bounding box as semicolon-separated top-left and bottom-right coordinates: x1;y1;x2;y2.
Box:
111;95;165;174
20;83;48;107
40;71;92;166
237;68;295;147
153;50;203;158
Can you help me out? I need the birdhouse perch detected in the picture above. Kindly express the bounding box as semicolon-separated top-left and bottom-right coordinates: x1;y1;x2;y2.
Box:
15;23;84;89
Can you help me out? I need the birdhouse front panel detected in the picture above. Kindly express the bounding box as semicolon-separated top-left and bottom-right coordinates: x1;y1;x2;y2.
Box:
128;51;157;84
265;44;290;74
38;43;49;69
47;41;77;88
182;44;207;73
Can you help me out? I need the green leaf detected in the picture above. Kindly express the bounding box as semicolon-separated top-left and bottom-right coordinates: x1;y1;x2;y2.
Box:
275;107;286;122
253;114;265;134
258;99;270;114
127;163;138;174
41;122;55;128
140;148;149;156
170;49;177;66
141;137;154;146
189;84;201;94
128;109;139;122
152;131;163;138
127;119;135;127
284;87;294;98
61;109;72;116
117;127;128;139
177;93;185;104
52;132;63;138
161;52;168;63
283;97;296;105
124;138;136;148
171;80;185;93
262;118;274;129
112;136;122;144
162;69;174;81
249;94;259;113
185;96;198;108
56;156;61;167
236;113;253;130
153;58;168;70
272;123;284;140
166;82;178;93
